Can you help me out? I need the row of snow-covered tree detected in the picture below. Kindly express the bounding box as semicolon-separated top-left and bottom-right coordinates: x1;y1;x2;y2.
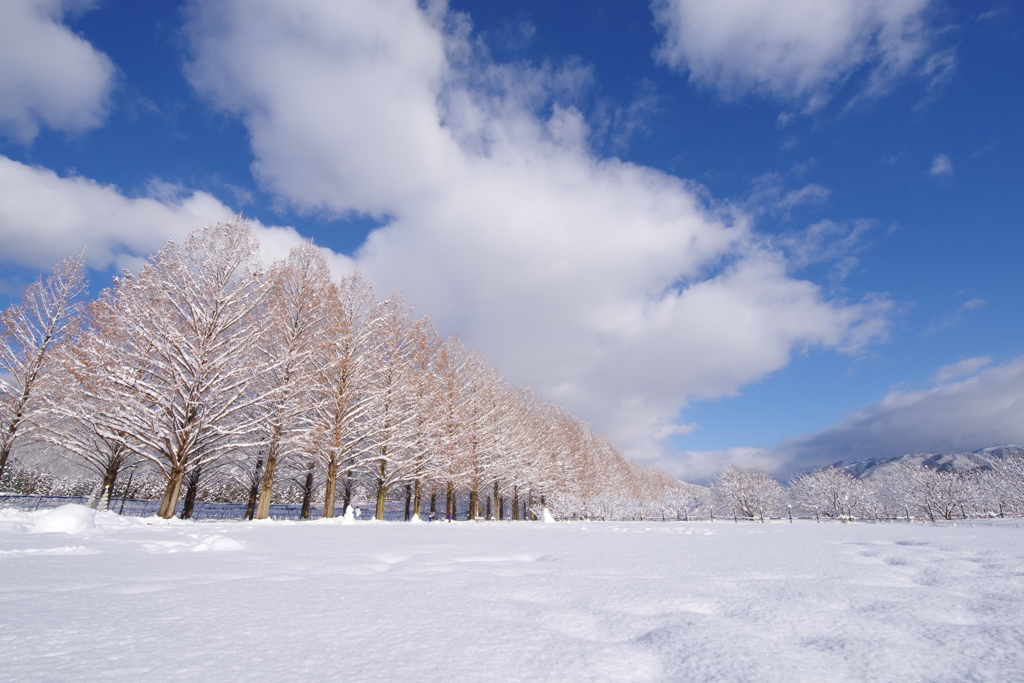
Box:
677;457;1024;523
0;219;686;520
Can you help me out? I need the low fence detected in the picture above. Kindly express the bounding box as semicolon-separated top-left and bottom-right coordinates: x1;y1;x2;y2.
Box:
4;494;1021;526
0;494;384;521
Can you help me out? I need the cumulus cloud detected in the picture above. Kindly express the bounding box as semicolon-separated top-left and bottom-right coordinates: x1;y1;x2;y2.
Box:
771;356;1024;477
0;0;115;142
929;153;954;177
0;155;351;275
181;0;891;466
668;447;780;483
651;0;940;110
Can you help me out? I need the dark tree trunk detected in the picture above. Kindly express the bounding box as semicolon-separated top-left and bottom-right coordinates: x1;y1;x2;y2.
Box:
0;445;11;483
97;462;119;511
180;465;202;519
341;473;354;515
412;479;422;520
300;466;315;520
404;483;412;521
445;481;456;521
245;458;263;521
511;486;519;521
469;484;479;520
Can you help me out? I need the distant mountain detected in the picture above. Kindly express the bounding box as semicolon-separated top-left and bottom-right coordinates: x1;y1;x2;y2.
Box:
834;445;1024;481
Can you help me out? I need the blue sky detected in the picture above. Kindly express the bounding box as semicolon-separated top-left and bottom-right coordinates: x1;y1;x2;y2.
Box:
1;0;1021;481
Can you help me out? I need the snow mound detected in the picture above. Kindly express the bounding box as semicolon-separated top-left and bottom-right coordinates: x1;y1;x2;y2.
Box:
94;510;147;530
29;505;96;535
190;535;245;552
0;507;35;533
542;507;556;523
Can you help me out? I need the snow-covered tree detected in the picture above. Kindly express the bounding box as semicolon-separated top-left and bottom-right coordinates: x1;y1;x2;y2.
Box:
304;272;379;518
0;254;86;480
984;452;1024;516
790;466;874;521
712;465;784;521
363;294;433;520
68;219;272;518
881;461;978;521
403;316;445;520
251;243;336;519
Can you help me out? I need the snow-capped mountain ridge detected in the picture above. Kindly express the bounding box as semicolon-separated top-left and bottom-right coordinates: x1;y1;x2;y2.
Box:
832;445;1024;481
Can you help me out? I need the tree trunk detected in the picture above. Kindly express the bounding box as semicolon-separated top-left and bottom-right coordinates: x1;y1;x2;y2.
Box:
322;458;339;518
300;467;314;519
429;488;437;520
404;483;412;521
375;459;387;520
341;474;353;514
157;465;186;519
0;445;11;483
511;487;519;521
99;463;119;512
245;458;263;521
254;432;281;520
412;480;422;521
446;481;455;521
493;481;500;520
469;484;479;520
181;466;202;520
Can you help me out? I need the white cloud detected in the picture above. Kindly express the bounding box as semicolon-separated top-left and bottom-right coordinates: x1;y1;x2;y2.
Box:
651;0;939;110
182;0;892;466
668;447;780;483
771;356;1024;477
0;0;115;142
930;356;992;384
929;153;954;177
960;297;985;312
0;155;351;276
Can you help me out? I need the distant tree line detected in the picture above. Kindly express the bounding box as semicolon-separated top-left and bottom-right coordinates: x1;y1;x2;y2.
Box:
672;458;1024;523
0;219;687;521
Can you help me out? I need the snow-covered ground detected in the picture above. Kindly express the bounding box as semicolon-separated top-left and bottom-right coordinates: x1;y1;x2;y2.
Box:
2;506;1022;682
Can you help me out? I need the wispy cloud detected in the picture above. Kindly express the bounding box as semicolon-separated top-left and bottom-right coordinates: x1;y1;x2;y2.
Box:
977;3;1011;22
930;356;992;384
925;297;985;334
928;153;954;177
746;173;831;220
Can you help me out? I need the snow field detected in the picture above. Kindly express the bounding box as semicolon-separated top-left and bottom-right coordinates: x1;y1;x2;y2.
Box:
1;507;1022;682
